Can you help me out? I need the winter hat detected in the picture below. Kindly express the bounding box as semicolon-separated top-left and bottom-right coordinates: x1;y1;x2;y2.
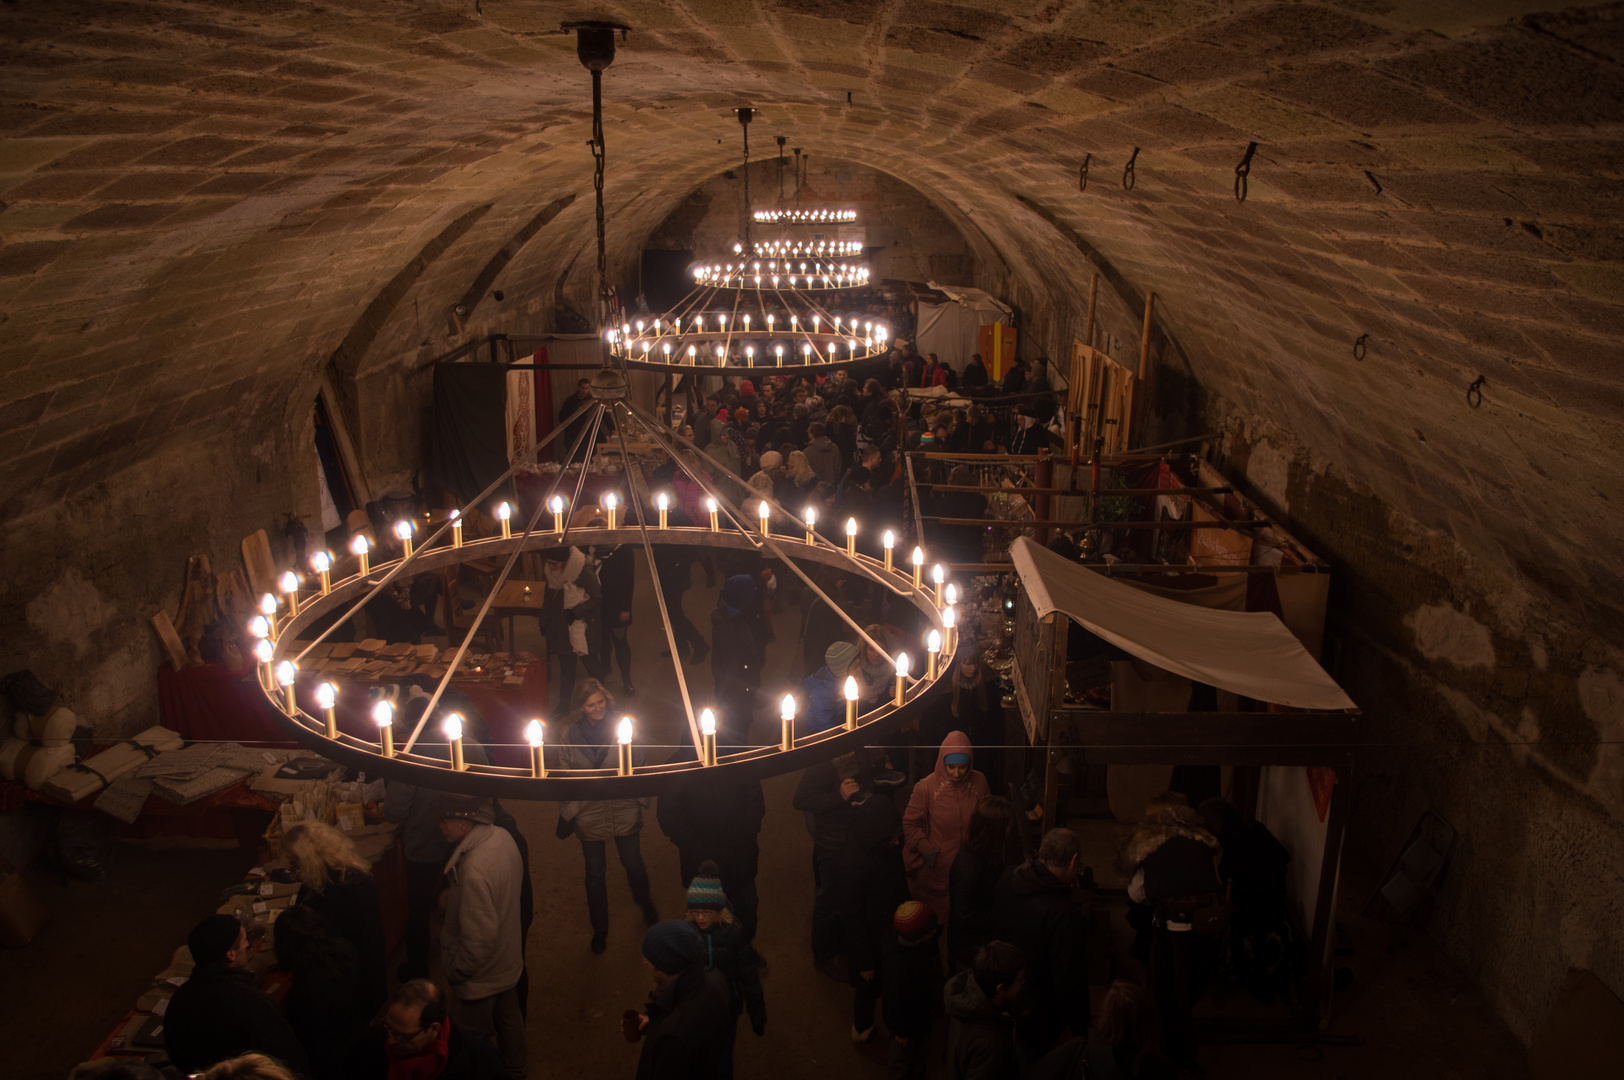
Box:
436;793;495;825
188;914;243;967
944;753;970;766
892;901;937;940
720;574;756;613
686;860;727;911
758;450;783;471
733;407;750;425
825;641;861;675
642;920;704;974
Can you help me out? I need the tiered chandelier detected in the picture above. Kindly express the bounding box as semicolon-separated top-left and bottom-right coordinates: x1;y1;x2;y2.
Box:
606;105;887;372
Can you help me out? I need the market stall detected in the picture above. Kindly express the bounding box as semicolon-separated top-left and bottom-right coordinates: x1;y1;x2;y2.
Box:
1006;536;1362;1030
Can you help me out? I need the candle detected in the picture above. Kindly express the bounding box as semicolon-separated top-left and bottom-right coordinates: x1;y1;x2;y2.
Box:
526;719;545;777
445;713;465;771
706;497;719;532
278;570;300;617
656;491;669;530
945;583;959;607
604;491;618;531
882;530;895;572
373;699;394;756
248;615;269;640
549;495;565;533
316;682;338;739
927;630;941;680
258;592;278;637
254;637;274;680
844;675;860;730
699;708;717;767
803;506;818;545
780;694;796;751
845;517;857;557
275;660;297;713
758;499;771;537
451;509;463;548
616;716;634;776
312;550;332;595
350;533;370;577
932;564;946;607
911;547;924;588
497;501;512;540
394;519;414;558
894;653;909;707
943;605;958;655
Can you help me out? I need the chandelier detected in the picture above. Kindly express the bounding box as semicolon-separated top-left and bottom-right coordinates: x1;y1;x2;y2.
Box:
607;106;887;372
253;381;957;798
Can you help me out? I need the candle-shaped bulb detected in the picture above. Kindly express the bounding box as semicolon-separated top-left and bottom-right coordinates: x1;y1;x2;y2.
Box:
928;630;942;654
372;700;393;727
656;492;669;511
394;520;412;541
275;660;297;687
443;713;463;742
933;564;946;584
350;534;369;556
845;518;858;537
912;547;924;567
549;496;564;514
278;571;299;595
248;615;269;639
605;492;618;510
315;682;336;710
700;708;717;736
497;502;511;521
780;694;797;721
945;583;960;606
883;530;895;551
844;675;860;702
804;506;817;526
759;500;771;520
311;551;331;572
895;652;910;678
254;639;274;664
943;606;958;629
525;719;544;747
705;497;718;513
617;717;634;744
259;593;277;616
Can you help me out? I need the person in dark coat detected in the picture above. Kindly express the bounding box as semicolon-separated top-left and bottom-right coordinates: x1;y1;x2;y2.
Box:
344;978;506;1080
281;820;387;1018
1000;359;1029;397
633;921;734;1080
656;752;767;940
596;542;637;696
1026;980;1178;1080
791;752;870;973
684;864;767;1079
164;915;311;1077
943;940;1025;1080
273;904;366;1080
837;788;911;1044
883;901;943;1080
1008;408;1049;456
948;796;1021;971
961;353;990;393
992;827;1090;1067
654;522;709;665
710;575;766;744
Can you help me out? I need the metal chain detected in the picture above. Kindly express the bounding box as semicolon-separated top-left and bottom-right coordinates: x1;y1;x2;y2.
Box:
590;69;610;319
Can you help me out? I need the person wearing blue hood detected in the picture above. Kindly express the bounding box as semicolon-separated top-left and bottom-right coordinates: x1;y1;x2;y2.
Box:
710;574;766;745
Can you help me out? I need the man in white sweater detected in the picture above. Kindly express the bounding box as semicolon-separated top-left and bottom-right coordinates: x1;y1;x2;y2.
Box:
439;794;527;1079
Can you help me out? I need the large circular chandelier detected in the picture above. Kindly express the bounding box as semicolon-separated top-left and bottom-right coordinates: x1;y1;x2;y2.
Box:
254;380;957;798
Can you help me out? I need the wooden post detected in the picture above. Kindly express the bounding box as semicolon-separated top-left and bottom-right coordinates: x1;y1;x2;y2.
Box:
317;368;374;507
1033;455;1054;546
1138;290;1155;381
1085;273;1099;350
1040;615;1069;831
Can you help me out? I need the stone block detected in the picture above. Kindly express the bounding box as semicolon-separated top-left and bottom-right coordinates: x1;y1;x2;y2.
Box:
1069;66;1167;102
25;112;189;138
94;170;212;201
2;170;116;201
1253;62;1478;128
0;241;74;278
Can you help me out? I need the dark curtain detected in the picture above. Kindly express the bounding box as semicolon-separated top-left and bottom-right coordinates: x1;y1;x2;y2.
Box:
428;363;508;504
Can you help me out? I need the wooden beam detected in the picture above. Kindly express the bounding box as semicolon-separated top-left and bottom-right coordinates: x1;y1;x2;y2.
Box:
1085;273;1099;350
1307;766;1354;1029
1138;290;1156;381
317;367;374;508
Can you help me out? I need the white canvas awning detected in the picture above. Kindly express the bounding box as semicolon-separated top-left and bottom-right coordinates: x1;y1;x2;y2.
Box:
1010;538;1356;711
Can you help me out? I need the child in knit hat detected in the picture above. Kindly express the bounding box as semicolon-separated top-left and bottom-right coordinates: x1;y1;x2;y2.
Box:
882;900;942;1079
685;861;767;1077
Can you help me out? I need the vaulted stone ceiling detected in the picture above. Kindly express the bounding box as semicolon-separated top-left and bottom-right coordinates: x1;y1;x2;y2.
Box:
2;0;1621;632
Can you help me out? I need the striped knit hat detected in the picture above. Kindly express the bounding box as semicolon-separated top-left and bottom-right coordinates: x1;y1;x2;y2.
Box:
893;900;937;940
686;860;727;911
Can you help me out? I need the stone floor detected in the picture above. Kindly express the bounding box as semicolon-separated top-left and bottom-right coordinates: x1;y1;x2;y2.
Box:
10;554;1529;1078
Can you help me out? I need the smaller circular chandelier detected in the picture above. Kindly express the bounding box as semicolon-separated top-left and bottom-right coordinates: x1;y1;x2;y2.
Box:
690;259;871;291
754;207;857;223
749;238;865;259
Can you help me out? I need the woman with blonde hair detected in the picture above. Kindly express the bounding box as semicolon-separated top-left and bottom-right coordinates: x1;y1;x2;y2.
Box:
555;677;658;953
282;819;386;1015
199;1053;298;1080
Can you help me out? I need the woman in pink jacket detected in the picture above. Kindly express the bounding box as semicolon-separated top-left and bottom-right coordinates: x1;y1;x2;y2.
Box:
902;730;990;923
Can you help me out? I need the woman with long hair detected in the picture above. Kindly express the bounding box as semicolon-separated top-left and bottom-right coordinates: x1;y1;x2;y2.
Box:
272;904;365;1080
555;677;658;953
281;820;386;1015
946;795;1021;970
